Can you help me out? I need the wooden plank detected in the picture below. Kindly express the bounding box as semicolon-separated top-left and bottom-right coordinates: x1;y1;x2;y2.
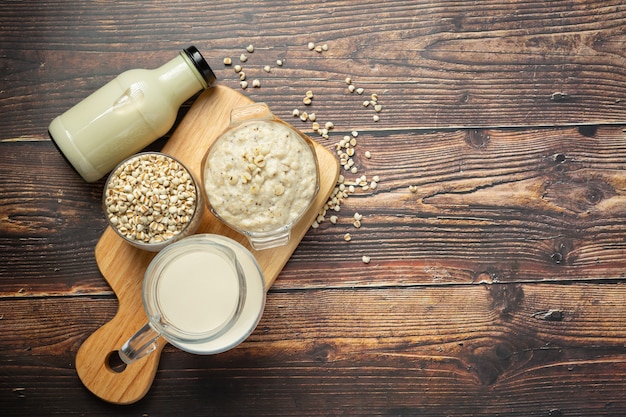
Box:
1;283;625;416
3;125;626;297
280;124;626;287
1;0;626;138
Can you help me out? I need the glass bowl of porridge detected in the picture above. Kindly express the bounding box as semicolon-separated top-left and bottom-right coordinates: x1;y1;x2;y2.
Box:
201;103;319;250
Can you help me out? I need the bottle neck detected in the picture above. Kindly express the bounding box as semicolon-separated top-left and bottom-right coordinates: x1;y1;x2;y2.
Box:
154;54;209;107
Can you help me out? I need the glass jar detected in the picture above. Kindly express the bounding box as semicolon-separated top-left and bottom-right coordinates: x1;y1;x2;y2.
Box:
102;152;204;252
201;103;320;250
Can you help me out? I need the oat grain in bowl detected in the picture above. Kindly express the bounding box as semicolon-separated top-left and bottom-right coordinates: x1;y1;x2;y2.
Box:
103;152;204;251
203;111;319;250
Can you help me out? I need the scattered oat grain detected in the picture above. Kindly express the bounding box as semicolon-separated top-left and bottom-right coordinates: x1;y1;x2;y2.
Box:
362;255;371;264
223;57;232;65
240;53;248;62
263;65;271;73
246;44;254;53
252;79;261;88
240;80;248;89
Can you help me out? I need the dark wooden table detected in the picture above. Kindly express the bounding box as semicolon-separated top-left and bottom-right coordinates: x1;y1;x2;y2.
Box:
2;1;626;415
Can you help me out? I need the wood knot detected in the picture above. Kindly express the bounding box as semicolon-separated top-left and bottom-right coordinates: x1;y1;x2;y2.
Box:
550;252;564;264
531;309;565;321
550;92;570;102
311;342;335;364
542;177;613;213
553;153;566;164
487;283;524;320
578;125;598;137
465;341;517;386
585;187;604;204
465;129;490;149
550;240;574;266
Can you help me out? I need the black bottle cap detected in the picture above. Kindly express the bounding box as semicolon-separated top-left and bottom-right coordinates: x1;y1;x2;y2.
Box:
183;46;216;86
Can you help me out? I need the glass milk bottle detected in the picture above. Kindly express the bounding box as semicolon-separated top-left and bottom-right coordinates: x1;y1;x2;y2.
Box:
48;46;216;182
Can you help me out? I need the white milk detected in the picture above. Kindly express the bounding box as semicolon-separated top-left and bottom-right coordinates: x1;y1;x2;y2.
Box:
156;249;240;335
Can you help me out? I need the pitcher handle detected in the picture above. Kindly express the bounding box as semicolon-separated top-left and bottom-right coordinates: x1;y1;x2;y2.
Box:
118;323;162;364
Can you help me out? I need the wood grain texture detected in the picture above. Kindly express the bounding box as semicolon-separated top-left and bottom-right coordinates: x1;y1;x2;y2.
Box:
2;284;626;416
3;126;626;294
2;0;626;416
1;0;626;139
282;124;626;287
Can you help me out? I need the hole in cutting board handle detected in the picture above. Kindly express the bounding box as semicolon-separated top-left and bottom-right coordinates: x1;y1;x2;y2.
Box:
106;351;128;373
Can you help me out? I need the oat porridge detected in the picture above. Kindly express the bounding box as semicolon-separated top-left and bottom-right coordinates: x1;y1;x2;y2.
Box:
203;120;318;233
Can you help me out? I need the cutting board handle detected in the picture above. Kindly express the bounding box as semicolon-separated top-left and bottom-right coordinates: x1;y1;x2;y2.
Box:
75;231;167;404
76;303;166;404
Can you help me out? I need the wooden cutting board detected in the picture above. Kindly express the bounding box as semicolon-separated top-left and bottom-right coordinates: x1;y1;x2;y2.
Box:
74;85;340;405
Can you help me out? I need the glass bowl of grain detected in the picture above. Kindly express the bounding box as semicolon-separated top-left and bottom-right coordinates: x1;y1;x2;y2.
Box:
103;152;205;252
201;103;319;250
